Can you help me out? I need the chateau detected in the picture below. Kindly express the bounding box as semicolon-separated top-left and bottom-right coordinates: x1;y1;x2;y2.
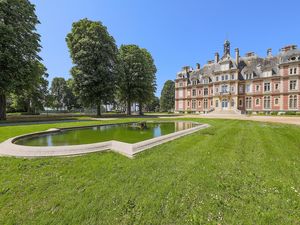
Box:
175;40;300;114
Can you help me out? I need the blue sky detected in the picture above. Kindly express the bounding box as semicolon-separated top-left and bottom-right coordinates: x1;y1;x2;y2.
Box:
31;0;300;96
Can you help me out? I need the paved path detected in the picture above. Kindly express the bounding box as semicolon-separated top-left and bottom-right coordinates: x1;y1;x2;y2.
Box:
162;114;300;126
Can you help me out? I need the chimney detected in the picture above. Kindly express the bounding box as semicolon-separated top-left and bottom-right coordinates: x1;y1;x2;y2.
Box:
214;52;219;63
196;63;200;70
182;66;190;73
235;48;239;64
267;48;272;57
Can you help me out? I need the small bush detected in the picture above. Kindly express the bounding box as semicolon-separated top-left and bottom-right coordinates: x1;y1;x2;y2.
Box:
285;111;296;115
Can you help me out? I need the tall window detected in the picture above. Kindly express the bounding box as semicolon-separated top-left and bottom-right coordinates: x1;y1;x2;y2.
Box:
216;76;219;81
289;80;297;90
289;67;297;75
192;100;196;109
221;85;228;93
179;82;183;87
256;98;260;105
216;100;219;107
204;88;208;96
264;82;270;92
231;74;235;80
264;96;271;109
192;89;196;96
204;99;208;109
274;97;279;105
256;85;260;92
225;75;228;80
239;85;243;93
246;84;251;93
246;97;252;109
275;83;279;90
289;95;297;109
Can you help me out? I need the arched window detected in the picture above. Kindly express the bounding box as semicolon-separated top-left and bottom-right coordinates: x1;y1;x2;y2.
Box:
256;98;260;105
289;95;297;109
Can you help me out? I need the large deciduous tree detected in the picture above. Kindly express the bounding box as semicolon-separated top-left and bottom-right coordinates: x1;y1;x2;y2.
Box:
160;80;175;112
0;0;41;120
66;19;118;116
118;45;157;115
10;61;49;114
50;77;67;111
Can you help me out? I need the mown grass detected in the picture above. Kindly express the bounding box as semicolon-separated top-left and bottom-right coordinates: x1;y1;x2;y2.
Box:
0;118;300;224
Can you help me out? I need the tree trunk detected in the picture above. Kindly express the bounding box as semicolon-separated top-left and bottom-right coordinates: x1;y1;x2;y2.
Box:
96;104;101;117
127;100;131;116
139;102;143;115
0;94;7;120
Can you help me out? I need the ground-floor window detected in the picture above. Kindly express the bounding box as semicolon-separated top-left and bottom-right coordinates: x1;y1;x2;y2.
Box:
274;97;279;105
264;96;271;109
192;100;196;109
239;99;243;107
231;99;234;107
216;100;219;107
289;95;297;109
245;97;252;109
198;100;201;107
222;99;228;108
204;99;208;109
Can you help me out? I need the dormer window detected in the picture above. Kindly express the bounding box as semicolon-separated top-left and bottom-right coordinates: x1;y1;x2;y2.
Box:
203;78;209;84
192;80;197;85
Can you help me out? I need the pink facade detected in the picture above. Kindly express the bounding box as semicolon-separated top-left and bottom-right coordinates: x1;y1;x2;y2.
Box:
175;41;300;114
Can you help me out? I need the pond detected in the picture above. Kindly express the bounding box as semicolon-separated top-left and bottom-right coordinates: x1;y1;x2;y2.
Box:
14;121;198;146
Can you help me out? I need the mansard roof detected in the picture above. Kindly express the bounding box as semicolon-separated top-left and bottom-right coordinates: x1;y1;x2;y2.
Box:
176;42;300;82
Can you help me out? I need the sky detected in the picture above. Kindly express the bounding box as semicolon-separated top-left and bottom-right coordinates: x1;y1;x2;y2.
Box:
31;0;300;97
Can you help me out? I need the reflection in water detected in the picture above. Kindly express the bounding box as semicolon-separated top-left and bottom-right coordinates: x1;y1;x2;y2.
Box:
15;122;198;146
153;125;162;137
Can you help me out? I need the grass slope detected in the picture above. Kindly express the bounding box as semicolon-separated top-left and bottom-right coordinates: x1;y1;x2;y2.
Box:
0;118;299;224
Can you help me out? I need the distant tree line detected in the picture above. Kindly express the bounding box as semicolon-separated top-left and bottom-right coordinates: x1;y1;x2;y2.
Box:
1;0;176;120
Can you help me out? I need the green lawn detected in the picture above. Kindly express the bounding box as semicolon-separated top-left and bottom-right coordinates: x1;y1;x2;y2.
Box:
0;118;300;224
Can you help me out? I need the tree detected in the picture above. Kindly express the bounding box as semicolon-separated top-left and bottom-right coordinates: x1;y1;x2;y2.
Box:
0;0;41;120
160;80;175;112
50;77;67;110
10;61;49;114
144;96;160;112
136;49;157;115
65;79;81;111
118;45;157;115
66;19;118;116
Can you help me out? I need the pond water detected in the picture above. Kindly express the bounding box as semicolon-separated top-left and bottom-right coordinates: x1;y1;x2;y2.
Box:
15;122;198;146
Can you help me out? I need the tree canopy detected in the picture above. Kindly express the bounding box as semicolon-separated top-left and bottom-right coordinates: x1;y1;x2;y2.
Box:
117;45;157;115
66;18;118;116
0;0;41;119
160;80;175;112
